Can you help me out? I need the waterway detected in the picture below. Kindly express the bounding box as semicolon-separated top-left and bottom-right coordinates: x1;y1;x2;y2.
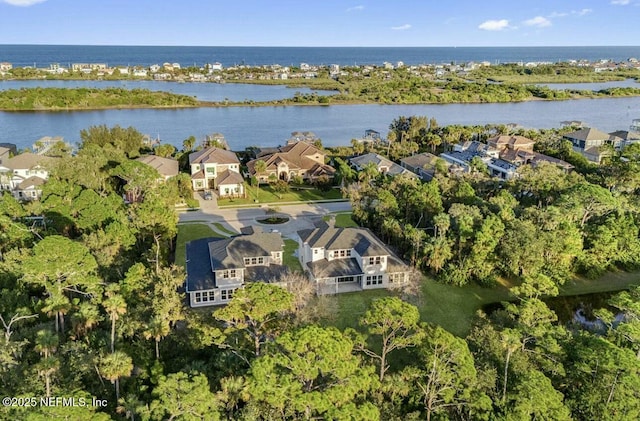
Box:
2;96;639;150
540;78;640;91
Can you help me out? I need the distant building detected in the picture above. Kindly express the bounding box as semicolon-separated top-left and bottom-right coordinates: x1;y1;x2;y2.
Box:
0;62;12;72
400;152;444;181
0;152;58;201
189;147;244;198
563;127;622;164
349;153;417;178
247;141;335;183
136;155;179;181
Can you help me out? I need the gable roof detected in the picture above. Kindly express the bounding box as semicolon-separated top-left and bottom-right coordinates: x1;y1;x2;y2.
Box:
16;176;46;190
189;147;239;165
350;153;415;177
4;153;57;171
247;141;335;176
400;152;440;169
208;229;284;270
216;169;244;185
563;127;613;141
298;222;389;257
136;155;179;178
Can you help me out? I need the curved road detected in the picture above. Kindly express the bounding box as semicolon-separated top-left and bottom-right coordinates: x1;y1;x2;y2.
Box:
178;200;353;238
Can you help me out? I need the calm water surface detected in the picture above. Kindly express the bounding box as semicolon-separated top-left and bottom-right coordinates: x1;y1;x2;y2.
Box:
2;97;639;150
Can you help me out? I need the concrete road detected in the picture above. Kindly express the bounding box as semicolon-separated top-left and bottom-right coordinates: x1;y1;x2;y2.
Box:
178;201;353;238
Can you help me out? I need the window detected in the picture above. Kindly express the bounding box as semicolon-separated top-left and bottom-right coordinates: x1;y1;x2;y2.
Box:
222;269;237;279
337;276;355;283
365;275;383;286
368;256;382;265
206;167;216;174
244;257;265;266
337;249;351;258
221;289;235;301
194;291;216;303
389;273;405;283
314;249;318;255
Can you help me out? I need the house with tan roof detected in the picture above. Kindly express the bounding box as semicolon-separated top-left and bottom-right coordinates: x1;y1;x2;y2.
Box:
247;141;335;183
188;147;244;198
136;155;179;181
185;226;286;307
486;135;573;172
0;152;58;201
563;127;622;164
297;219;410;295
350;153;417;178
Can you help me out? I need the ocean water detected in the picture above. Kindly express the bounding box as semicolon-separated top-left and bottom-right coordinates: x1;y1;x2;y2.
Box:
1;45;639;68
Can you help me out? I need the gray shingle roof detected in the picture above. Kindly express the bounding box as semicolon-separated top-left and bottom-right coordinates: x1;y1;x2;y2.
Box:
136;155;179;178
208;231;284;270
307;258;363;278
298;222;388;257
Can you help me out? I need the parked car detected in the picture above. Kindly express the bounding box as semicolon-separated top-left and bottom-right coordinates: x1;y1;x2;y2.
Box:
204;191;213;200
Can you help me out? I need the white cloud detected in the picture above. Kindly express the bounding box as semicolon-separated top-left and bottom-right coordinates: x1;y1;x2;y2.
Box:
346;5;364;12
611;0;630;5
391;24;412;31
575;8;593;15
549;8;592;18
2;0;47;6
524;16;552;27
478;19;511;31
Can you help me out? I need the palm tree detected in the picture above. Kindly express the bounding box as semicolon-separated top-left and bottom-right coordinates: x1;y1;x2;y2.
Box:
35;329;59;397
143;316;170;360
71;302;102;340
103;286;127;353
99;351;133;401
253;160;267;201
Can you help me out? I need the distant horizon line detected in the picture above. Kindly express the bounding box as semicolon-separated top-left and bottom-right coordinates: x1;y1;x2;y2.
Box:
2;44;640;48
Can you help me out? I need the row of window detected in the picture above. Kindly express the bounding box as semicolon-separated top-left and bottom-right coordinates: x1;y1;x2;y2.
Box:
193;288;236;303
365;275;383;286
220;269;237;279
244;256;266;266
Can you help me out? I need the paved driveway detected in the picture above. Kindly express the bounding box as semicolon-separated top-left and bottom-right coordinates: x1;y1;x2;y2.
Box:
179;201;352;238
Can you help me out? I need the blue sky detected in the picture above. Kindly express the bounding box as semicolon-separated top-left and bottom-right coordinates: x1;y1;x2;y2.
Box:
0;0;638;46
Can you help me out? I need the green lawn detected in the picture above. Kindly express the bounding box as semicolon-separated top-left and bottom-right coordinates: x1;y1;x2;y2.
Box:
283;239;303;272
217;183;344;206
212;222;238;236
175;223;221;267
323;212;358;228
325;271;640;339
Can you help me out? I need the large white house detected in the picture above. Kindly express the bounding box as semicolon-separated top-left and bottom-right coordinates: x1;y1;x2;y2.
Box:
297;219;410;294
0;152;57;201
185;227;286;307
188;147;244;198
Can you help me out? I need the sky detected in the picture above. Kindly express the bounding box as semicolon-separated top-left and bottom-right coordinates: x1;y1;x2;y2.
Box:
0;0;638;47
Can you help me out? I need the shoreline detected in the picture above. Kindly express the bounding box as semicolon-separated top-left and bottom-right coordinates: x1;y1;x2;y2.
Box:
0;93;634;112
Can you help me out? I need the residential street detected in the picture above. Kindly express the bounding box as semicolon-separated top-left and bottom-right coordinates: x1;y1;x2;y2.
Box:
178;200;353;238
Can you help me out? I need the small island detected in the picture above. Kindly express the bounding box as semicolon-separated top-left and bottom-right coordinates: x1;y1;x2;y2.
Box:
0;87;199;111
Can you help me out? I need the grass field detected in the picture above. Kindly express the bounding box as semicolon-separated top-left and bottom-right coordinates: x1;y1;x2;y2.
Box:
323;212;358;228
212;222;238;236
175;223;221;267
217;183;344;206
283;239;303;272
326;272;640;338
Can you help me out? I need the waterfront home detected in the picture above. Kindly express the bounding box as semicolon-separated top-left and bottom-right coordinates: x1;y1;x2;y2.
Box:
0;62;12;72
563;127;623;164
400;152;444;181
185;226;286;307
136;155;179;181
486;135;574;172
349;153;417;178
188;147;244;198
247;141;335;183
0;152;58;201
440;141;518;180
297;219;410;295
